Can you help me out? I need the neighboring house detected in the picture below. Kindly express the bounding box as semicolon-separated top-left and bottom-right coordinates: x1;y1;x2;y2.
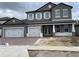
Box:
0;17;11;37
0;2;79;38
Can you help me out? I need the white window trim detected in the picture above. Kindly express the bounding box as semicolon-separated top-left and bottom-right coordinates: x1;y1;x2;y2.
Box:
44;12;51;19
55;9;60;18
28;13;34;20
63;9;68;17
35;12;42;20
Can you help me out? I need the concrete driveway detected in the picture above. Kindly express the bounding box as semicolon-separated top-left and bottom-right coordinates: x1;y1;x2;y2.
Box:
0;46;29;57
0;38;39;45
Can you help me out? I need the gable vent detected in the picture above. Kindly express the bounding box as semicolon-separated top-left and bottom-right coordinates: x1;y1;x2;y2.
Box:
48;4;52;8
13;20;15;22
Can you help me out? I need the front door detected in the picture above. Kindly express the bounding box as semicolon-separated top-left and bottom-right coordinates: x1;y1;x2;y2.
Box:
42;25;53;37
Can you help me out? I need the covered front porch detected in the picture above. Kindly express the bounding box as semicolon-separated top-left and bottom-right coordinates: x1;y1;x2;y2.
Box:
42;23;75;37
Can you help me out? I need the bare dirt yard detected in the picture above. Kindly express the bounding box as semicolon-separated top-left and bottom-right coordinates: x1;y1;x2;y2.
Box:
35;37;79;46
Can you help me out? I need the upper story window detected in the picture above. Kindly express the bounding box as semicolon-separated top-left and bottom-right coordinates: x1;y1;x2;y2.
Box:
28;13;34;20
55;9;60;18
63;9;68;17
44;12;51;19
36;12;42;20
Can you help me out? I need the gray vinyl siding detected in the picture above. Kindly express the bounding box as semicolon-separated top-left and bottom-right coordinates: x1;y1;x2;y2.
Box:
52;4;72;20
27;5;72;21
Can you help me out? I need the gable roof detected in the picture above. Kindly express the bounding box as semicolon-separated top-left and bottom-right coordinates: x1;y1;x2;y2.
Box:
0;17;11;21
26;2;57;13
3;17;25;25
26;2;73;13
54;3;73;9
35;2;57;11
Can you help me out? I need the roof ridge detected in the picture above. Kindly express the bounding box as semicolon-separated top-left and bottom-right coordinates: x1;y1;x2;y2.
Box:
26;2;57;13
56;2;73;8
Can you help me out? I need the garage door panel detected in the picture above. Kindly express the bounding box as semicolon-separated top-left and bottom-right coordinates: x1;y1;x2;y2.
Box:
28;26;41;37
4;29;24;37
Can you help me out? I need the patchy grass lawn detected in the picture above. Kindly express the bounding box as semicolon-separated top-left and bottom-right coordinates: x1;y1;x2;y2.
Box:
35;37;79;46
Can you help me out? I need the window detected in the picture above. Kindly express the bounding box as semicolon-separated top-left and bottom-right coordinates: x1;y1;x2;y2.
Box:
55;9;60;18
28;13;34;20
55;25;60;32
63;9;68;17
36;12;42;20
44;12;50;19
63;25;69;32
55;24;72;32
63;24;72;32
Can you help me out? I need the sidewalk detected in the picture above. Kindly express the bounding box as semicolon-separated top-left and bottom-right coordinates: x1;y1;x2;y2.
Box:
0;45;79;57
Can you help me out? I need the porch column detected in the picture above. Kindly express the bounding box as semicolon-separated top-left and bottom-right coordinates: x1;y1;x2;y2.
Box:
40;33;43;37
72;24;75;32
40;26;43;37
53;24;55;32
53;24;55;36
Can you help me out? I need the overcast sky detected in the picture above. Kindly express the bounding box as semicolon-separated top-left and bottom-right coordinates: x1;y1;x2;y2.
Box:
0;2;78;20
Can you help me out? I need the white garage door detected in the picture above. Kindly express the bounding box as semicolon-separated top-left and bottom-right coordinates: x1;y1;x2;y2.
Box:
27;26;41;37
4;29;24;37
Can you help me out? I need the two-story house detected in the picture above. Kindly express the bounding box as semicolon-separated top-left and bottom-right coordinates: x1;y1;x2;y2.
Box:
25;2;76;37
0;2;79;38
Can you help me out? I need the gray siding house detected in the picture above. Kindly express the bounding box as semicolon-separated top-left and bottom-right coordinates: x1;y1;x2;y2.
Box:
0;2;79;38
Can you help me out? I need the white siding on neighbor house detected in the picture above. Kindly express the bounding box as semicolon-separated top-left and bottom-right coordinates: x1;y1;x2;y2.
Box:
27;26;42;37
3;27;24;37
55;32;72;36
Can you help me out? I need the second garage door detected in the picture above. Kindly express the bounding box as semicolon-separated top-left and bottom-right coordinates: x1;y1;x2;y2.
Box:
4;28;24;37
27;26;41;37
